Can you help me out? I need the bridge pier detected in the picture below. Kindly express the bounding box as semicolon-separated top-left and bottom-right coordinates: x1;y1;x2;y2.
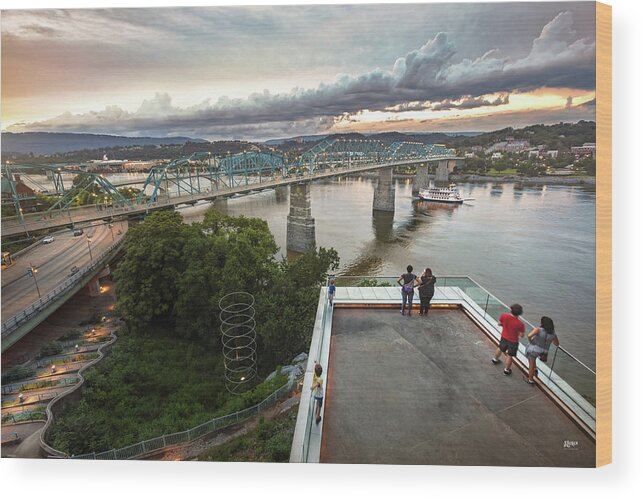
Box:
435;160;453;185
275;186;288;203
211;197;228;211
86;276;101;297
412;164;430;194
372;167;395;213
287;183;316;253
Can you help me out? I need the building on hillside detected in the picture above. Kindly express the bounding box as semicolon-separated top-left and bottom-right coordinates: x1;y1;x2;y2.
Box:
546;150;559;159
485;137;531;154
571;143;596;158
491;152;503;160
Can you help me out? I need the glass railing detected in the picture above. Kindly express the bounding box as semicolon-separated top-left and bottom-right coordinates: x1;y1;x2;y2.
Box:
301;281;332;462
330;275;596;429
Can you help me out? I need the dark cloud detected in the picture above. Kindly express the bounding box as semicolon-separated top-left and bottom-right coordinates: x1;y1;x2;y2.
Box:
431;94;510;111
6;11;596;139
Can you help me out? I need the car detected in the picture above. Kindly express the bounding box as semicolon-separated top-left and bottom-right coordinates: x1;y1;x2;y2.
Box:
73;229;84;236
42;236;55;244
70;266;79;275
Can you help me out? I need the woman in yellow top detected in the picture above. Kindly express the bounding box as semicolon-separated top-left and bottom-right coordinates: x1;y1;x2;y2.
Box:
311;361;324;425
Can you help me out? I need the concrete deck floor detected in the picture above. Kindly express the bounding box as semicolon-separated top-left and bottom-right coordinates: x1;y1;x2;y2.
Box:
321;308;595;467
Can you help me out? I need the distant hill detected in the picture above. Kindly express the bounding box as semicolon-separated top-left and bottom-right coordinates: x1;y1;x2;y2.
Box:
1;132;208;155
447;121;596;150
265;135;327;146
266;130;477;146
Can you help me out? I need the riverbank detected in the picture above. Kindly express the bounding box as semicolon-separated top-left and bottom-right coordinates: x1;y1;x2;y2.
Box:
354;170;595;185
452;173;596;185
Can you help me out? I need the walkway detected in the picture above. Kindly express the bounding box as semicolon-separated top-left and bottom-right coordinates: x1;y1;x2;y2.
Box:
321;308;595;467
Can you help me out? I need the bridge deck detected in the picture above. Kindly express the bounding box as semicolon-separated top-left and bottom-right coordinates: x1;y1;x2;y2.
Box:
2;157;458;237
320;308;595;466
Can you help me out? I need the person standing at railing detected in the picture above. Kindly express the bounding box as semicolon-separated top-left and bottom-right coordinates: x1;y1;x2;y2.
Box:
397;265;419;316
418;268;437;315
523;316;559;385
491;303;525;375
328;278;336;306
311;361;324;425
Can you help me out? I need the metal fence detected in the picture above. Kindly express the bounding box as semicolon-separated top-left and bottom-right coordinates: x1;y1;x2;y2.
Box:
2;376;78;395
70;378;295;460
1;240;124;337
2;410;47;424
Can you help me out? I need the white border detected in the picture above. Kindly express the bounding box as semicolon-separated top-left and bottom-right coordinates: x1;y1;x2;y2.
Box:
1;0;642;498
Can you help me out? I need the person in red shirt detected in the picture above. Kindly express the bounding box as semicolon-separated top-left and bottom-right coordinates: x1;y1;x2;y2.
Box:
491;303;525;375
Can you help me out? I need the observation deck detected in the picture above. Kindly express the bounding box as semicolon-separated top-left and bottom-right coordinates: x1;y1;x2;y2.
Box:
290;277;596;467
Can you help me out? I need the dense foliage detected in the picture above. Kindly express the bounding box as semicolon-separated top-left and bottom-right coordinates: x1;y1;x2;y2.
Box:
449;121;596;151
47;324;288;454
115;209;338;369
197;406;298;462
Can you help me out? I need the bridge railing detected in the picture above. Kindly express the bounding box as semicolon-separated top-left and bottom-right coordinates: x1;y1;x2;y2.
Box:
1;240;124;338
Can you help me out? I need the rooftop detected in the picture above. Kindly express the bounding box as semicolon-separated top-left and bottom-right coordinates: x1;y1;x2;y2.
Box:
321;308;594;466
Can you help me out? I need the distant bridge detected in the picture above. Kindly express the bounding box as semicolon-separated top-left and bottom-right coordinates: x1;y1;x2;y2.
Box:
2;139;461;247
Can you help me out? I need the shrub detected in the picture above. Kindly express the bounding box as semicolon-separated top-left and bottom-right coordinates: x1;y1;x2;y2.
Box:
39;341;63;358
3;366;36;383
58;329;82;341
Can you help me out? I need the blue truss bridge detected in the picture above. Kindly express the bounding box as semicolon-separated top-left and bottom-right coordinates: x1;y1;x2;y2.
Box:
1;139;460;240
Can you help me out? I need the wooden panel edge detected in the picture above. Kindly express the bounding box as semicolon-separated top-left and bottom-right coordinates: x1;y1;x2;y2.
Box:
595;0;612;468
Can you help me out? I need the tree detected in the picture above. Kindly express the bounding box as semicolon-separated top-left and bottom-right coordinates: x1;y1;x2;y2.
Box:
115;211;193;331
173;210;280;341
255;247;339;368
115;207;340;368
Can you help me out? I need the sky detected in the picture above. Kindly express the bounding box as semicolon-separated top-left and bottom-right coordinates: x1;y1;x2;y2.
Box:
1;2;597;141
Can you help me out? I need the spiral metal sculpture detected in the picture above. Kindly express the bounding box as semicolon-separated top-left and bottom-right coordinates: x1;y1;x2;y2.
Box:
219;291;257;394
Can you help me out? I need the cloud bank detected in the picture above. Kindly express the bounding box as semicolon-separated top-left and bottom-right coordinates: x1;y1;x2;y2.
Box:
6;11;595;140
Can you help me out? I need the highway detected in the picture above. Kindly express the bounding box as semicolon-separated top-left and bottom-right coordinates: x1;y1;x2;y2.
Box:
1;221;126;322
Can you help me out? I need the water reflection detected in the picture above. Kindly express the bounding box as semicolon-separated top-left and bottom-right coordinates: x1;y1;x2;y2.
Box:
372;210;394;243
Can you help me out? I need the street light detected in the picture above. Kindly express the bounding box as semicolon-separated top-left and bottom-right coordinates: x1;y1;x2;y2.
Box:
86;236;93;262
28;264;41;298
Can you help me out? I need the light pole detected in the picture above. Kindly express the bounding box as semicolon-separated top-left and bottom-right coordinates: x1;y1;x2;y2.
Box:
28;264;41;298
86;236;93;262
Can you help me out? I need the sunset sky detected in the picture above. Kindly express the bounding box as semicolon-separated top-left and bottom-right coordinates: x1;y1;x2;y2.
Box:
1;2;597;141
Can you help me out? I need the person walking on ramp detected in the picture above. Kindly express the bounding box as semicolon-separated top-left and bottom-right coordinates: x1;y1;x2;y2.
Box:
397;265;418;316
492;303;525;375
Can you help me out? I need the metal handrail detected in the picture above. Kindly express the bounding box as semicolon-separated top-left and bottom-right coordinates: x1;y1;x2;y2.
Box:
554;346;596;375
